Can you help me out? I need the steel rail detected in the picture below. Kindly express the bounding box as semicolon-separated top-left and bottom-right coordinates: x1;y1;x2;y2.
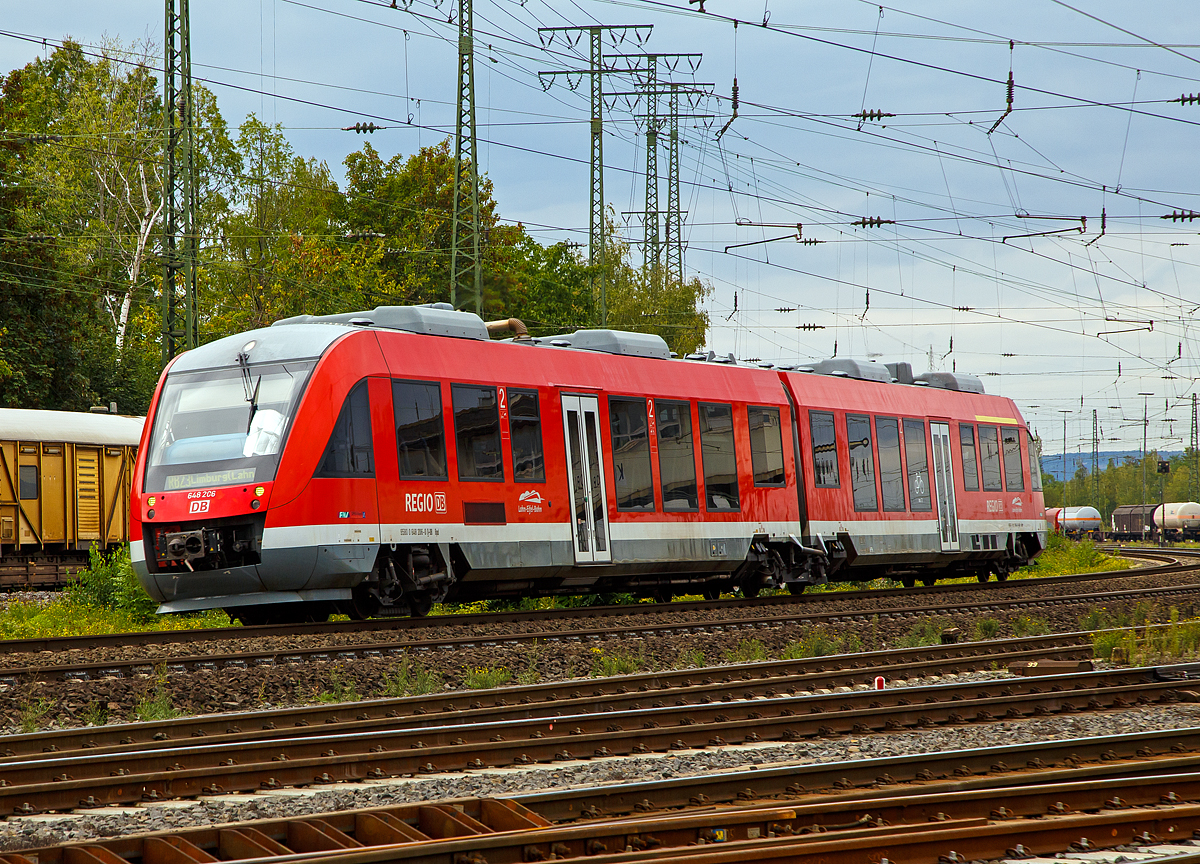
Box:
0;633;1093;758
0;666;1184;813
5;578;1197;684
0;546;1185;656
21;756;1200;864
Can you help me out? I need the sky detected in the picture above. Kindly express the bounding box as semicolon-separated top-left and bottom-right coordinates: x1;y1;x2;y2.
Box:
3;1;1200;468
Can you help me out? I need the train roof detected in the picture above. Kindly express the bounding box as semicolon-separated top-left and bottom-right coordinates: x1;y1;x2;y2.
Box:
0;409;144;446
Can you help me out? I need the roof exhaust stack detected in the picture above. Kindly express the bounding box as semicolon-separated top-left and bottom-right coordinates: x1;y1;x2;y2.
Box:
486;318;529;340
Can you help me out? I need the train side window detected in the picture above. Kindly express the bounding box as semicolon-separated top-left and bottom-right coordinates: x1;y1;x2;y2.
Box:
699;403;739;511
978;425;1002;491
1025;429;1043;491
609;397;655;510
875;417;905;511
452;384;504;482
846;413;877;511
315;380;374;477
508;389;545;482
392;379;447;480
1001;426;1025;492
749;407;786;486
808;410;839;488
959;424;980;491
902;419;932;511
18;465;37;499
656;400;699;511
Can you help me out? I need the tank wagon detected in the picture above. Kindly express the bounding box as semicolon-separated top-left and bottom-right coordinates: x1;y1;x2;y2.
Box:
128;303;1048;624
1;408;143;586
1111;502;1200;542
1045;505;1103;539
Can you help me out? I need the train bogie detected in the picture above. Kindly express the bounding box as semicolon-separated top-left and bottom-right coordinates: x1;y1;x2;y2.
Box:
129;304;1047;621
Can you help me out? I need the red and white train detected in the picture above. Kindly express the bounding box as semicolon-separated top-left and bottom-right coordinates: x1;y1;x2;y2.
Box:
129;303;1047;623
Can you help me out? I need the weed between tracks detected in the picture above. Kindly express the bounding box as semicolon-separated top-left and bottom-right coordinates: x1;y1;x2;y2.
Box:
1083;604;1200;665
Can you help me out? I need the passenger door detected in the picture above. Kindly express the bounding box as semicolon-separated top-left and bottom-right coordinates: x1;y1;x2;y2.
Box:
929;421;960;552
560;395;611;564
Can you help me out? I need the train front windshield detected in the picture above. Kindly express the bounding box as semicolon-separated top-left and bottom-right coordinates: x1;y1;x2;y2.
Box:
143;361;314;493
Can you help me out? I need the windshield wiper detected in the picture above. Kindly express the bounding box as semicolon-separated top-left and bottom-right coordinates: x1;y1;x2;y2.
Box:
237;352;262;433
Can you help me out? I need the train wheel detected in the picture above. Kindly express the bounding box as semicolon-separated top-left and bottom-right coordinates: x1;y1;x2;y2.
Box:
702;589;721;601
654;590;674;603
741;585;761;599
995;571;1009;582
901;577;916;588
921;576;937;587
976;572;989;583
406;592;434;617
228;607;273;626
787;583;806;595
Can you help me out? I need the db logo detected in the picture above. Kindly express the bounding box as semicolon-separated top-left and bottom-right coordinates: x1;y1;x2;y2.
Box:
406;493;448;514
189;499;210;514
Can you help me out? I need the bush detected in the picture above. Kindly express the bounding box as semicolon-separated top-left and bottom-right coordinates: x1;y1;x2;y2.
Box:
66;546;157;620
1011;615;1050;637
782;628;843;659
895;618;948;648
971;618;1002;641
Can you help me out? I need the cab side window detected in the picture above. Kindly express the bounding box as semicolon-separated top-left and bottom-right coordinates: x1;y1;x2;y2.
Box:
978;425;1003;491
392;379;447;480
508;388;545;482
452;384;504;481
1002;426;1025;492
316;380;374;477
959;424;980;491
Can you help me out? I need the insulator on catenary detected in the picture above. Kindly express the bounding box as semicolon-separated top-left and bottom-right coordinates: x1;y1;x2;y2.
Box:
795;323;826;331
797;237;824;245
342;122;383;134
1174;93;1199;105
855;109;894;122
1161;210;1200;222
852;216;895;228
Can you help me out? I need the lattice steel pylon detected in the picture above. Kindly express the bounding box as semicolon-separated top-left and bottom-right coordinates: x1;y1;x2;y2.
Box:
1092;408;1099;505
162;0;199;364
450;0;482;314
1191;393;1198;501
643;55;660;287
537;25;653;325
664;83;683;288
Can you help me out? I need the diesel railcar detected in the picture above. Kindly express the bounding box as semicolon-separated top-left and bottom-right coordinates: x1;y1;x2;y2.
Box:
1;408;143;586
129;304;1047;623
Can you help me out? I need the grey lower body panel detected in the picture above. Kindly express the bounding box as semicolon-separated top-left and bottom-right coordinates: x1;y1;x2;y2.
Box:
157;588;352;614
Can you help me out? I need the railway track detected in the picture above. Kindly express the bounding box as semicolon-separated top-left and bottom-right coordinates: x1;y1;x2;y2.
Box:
2;575;1196;684
0;658;1190;814
0;546;1188;658
0;632;1094;757
17;725;1200;864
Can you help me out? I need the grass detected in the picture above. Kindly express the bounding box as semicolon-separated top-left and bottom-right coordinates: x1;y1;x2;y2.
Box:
1016;533;1131;578
1081;604;1200;665
463;665;513;689
971;617;1002;641
0;547;229;640
18;698;55;733
80;701;108;727
315;666;361;703
894;618;951;648
135;676;181;722
781;628;844;659
381;655;442;697
590;647;646;677
723;638;769;664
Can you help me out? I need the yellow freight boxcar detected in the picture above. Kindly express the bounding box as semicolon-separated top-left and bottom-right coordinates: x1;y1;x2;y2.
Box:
0;409;144;587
